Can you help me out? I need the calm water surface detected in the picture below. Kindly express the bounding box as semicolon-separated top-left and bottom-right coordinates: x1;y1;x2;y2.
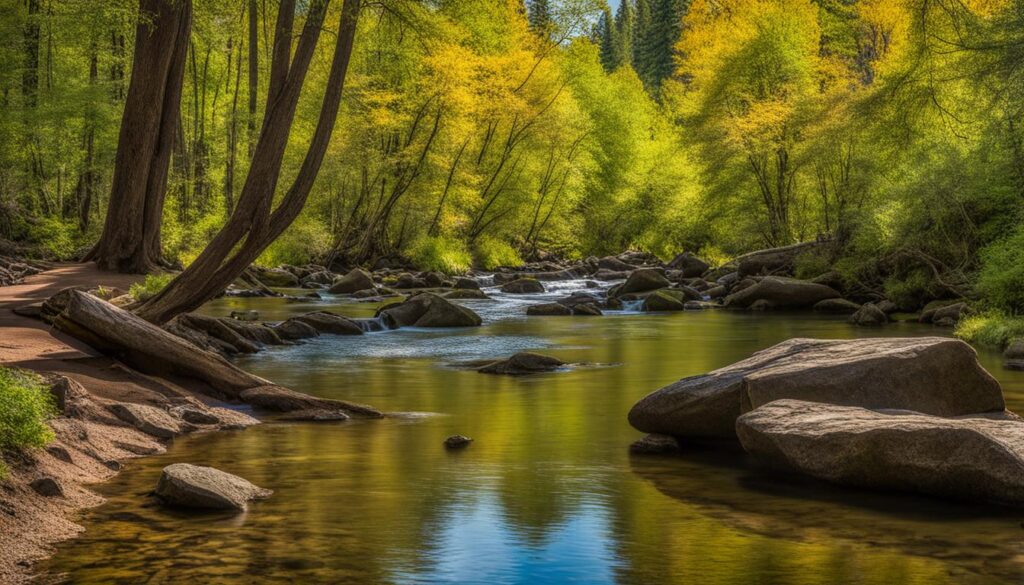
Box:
42;282;1024;584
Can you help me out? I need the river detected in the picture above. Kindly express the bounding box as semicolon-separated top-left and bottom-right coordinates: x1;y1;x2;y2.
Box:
40;280;1024;584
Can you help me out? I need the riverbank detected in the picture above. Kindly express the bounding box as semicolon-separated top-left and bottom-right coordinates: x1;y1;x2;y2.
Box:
0;264;261;584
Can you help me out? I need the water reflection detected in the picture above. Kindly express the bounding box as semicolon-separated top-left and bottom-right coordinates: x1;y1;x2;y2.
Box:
41;292;1024;584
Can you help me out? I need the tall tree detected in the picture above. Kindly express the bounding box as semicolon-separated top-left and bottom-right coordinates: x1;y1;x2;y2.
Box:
528;0;552;37
632;0;651;79
598;3;618;71
85;0;192;273
614;0;634;70
247;0;258;156
135;0;362;323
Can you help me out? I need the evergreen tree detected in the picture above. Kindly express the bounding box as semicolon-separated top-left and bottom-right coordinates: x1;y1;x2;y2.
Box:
632;0;653;81
614;0;635;72
598;4;619;72
634;0;688;94
528;0;552;37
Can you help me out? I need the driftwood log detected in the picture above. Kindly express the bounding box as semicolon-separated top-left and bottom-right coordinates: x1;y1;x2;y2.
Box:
44;289;381;418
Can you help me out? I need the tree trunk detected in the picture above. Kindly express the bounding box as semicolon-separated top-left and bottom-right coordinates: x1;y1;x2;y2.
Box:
135;0;362;324
247;0;258;157
85;0;192;273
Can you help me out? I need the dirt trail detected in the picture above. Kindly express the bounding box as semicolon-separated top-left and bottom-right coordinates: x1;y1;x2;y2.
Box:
0;264;259;584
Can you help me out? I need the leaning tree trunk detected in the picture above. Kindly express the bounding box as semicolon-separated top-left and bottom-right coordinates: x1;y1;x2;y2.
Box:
84;0;191;273
134;0;361;325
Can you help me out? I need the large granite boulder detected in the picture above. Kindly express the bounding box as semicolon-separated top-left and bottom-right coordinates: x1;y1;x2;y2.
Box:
155;463;272;511
329;268;375;294
724;277;840;309
643;290;685;312
618;269;670;296
850;303;888;325
377;292;482;328
628;337;1005;440
736;399;1024;507
598;256;636;272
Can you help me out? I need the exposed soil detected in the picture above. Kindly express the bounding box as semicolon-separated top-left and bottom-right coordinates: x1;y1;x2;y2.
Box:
0;263;260;584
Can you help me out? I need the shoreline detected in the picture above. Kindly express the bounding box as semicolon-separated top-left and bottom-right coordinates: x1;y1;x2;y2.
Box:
0;264;263;584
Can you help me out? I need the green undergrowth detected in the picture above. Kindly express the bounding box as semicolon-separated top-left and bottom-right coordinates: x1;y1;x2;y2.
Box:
128;273;175;302
954;312;1024;349
0;368;56;480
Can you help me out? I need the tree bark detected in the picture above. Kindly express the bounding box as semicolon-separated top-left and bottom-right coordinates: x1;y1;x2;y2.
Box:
247;0;258;157
85;0;192;273
135;0;362;324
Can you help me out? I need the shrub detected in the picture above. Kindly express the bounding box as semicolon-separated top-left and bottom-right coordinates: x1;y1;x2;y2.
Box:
793;249;833;280
883;270;937;311
474;237;522;270
129;273;174;302
26;217;83;260
976;227;1024;313
954;312;1024;348
406;235;472;274
257;217;333;267
0;368;56;479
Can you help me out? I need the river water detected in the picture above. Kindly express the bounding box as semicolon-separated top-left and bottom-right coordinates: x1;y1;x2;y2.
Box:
41;281;1024;584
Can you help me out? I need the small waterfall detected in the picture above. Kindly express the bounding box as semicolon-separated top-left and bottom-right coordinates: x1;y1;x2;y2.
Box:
355;315;391;332
620;299;645;313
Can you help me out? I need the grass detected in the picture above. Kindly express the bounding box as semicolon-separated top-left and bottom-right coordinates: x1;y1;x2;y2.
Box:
954;312;1024;349
128;273;175;302
0;368;56;479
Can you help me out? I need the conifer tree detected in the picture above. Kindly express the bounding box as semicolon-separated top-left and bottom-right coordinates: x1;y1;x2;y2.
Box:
598;3;618;72
528;0;552;37
614;0;634;72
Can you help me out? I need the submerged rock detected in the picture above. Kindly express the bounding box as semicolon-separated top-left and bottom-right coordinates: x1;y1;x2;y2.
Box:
444;435;473;449
849;303;888;326
812;298;861;314
628;337;1004;440
377;293;482;328
293;311;364;335
273;318;320;341
737;399;1024;507
629;434;681;455
643;290;685;312
154;463;272;511
239;385;383;418
478;352;566;375
444;289;490;300
527;302;572;316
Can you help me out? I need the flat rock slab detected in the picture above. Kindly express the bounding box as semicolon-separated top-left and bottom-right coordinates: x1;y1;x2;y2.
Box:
109;403;182;439
629;337;1004;440
736;399;1024;507
155;463;272;511
239;385;383;419
477;352;566;375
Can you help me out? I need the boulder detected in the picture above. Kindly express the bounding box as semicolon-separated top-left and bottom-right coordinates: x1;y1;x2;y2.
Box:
527;302;572;316
444;289;489;300
30;477;65;498
273;318;320;341
629;434;681;455
300;270;335;287
293;311;364;335
643;290;685;312
454;277;480;290
444;435;473;449
254;267;299;287
394;273;427;289
572;302;603;316
876;300;899;314
500;278;545;294
423;272;446;288
1004;338;1024;370
628;337;1005;440
724;276;839;310
919;300;964;323
618;269;670;296
278;409;350;422
736;400;1024;507
329;268;375;294
478;352;566;375
377;293;482;328
109;403;181;439
667;253;710;278
849;303;887;326
705;285;727;299
598;256;636;272
593;268;631;281
154;463;272;511
812;298;861;314
932;302;971;327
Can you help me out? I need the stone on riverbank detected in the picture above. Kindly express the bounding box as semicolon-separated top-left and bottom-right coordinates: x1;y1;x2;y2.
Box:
850;303;888;326
667;253;709;278
501;278;545;294
643;290;685;312
108;403;182;439
293;311;364;335
736;399;1024;507
377;293;482;328
239;385;383;418
724;277;840;310
618;269;670;296
154;463;272;511
812;298;861;314
629;433;681;455
628;337;1004;440
1004;338;1024;370
273;318;320;341
527;302;572;316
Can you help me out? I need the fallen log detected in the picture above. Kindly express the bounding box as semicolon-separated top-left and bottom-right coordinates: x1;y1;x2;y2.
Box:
45;289;268;398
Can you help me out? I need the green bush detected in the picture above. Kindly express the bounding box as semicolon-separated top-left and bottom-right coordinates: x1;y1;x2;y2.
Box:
406;235;472;274
793;249;833;280
954;312;1024;348
26;216;84;260
0;368;56;479
129;273;175;302
474;237;522;270
257;217;333;268
976;227;1024;313
883;270;937;311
